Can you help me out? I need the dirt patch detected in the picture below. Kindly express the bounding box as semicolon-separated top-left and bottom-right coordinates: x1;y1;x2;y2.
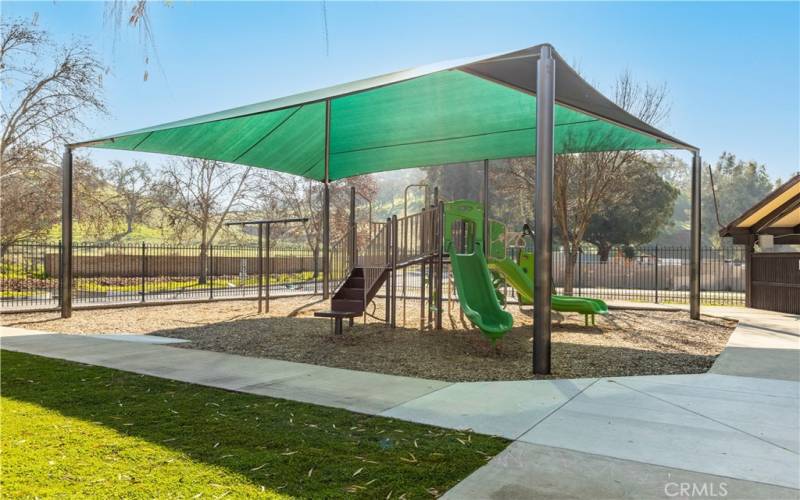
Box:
2;296;736;382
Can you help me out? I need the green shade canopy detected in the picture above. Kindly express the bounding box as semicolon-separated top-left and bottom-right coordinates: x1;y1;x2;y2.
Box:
82;45;695;181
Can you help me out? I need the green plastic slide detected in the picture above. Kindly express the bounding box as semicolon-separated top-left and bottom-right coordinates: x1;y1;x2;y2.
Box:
491;253;609;325
488;257;534;304
448;242;514;342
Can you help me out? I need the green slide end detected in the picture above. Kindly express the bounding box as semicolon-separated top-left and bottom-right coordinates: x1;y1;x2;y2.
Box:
448;242;514;342
496;252;609;318
488;257;534;304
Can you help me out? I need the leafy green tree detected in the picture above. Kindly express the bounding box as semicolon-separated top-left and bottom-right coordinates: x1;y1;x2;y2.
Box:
703;152;776;246
584;161;679;260
649;153;777;247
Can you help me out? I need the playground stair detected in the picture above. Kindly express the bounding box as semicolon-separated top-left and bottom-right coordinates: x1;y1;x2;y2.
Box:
315;266;389;334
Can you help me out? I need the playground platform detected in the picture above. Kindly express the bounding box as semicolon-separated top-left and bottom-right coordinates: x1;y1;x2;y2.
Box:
2;305;798;498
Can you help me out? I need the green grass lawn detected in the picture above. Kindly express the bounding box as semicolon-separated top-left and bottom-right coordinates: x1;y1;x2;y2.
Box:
1;350;508;498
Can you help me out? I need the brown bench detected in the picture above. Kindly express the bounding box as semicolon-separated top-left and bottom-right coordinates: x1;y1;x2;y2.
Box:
314;310;361;335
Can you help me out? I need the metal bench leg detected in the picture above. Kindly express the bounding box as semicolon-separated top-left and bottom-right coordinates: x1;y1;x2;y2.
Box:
348;317;354;327
335;318;343;335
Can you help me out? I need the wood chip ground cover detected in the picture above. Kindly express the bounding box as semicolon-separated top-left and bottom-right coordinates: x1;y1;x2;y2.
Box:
3;297;736;381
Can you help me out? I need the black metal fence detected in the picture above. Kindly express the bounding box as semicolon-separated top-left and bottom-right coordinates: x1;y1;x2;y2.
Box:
1;242;320;311
0;242;745;313
550;246;745;306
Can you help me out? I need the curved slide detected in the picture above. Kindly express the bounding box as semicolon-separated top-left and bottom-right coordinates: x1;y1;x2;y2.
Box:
448;242;514;342
489;255;608;325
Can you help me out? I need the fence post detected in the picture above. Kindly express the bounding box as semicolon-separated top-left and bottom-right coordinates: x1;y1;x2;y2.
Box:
209;244;214;300
435;202;444;331
57;241;63;308
654;246;659;304
313;251;319;295
385;217;391;326
141;242;146;303
258;225;264;313
391;214;398;328
577;247;582;296
265;225;271;313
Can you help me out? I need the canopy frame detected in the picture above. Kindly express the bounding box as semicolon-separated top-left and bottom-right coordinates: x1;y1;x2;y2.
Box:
60;43;702;375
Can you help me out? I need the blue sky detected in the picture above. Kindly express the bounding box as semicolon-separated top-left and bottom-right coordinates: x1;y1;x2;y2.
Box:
6;1;800;180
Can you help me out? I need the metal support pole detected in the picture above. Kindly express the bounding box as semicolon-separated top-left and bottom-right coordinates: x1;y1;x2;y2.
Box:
654;245;659;304
209;243;214;300
690;151;702;319
350;186;357;267
428;188;438;325
258;224;264;313
60;146;73;318
483;159;490;255
265;223;271;313
385;217;392;325
534;45;555;375
141;242;146;302
391;214;398;328
322;182;330;298
322;99;332;299
435;201;444;330
57;240;63;310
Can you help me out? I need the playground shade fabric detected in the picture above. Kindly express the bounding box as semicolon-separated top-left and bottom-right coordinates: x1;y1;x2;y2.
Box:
88;45;694;181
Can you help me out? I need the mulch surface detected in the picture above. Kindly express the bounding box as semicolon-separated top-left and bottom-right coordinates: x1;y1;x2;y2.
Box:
3;297;736;382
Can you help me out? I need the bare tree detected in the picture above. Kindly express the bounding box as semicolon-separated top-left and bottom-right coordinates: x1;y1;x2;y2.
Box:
508;72;671;294
106;1;160;81
1;17;106;246
155;158;255;283
257;172;378;276
104;160;155;238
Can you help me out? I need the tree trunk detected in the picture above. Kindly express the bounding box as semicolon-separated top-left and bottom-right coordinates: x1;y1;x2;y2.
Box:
598;242;612;262
198;226;208;285
312;246;320;278
562;247;579;296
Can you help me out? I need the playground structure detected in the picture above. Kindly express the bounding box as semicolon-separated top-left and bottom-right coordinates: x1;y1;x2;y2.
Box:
60;44;703;375
224;217;308;313
314;188;608;338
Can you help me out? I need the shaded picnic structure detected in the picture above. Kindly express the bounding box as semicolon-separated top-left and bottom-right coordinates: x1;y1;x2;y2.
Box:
62;44;702;374
720;174;800;313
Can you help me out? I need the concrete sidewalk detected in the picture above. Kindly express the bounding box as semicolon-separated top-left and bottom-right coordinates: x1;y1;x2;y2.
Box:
2;307;798;498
